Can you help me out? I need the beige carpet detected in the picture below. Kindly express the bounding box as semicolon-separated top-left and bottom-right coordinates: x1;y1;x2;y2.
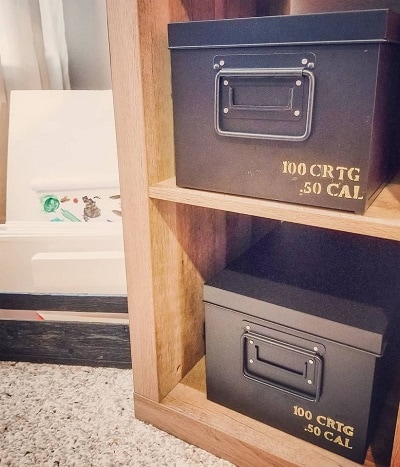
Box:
0;361;233;466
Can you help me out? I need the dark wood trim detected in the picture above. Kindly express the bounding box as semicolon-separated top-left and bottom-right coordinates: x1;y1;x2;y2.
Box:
0;320;131;368
0;294;131;367
0;293;128;313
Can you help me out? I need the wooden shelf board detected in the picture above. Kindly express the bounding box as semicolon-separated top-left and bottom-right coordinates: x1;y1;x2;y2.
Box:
134;358;385;467
149;176;400;241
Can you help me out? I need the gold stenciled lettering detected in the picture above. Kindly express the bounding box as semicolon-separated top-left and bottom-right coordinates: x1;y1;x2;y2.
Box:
310;163;321;177
295;407;355;451
308;163;334;178
343;425;354;437
348;167;360;182
327;183;364;200
322;164;334;178
282;160;364;200
316;415;354;436
336;166;348;181
327;183;339;196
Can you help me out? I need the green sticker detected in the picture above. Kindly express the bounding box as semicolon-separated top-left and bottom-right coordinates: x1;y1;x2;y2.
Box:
41;195;60;213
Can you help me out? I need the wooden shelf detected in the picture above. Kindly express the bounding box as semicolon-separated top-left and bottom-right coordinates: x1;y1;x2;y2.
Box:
150;176;400;241
135;358;395;467
106;1;400;466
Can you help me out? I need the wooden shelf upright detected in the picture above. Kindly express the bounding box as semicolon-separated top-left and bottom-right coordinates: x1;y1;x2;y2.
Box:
106;1;400;465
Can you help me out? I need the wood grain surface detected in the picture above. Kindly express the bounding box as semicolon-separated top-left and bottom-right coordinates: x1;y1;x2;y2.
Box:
106;0;400;464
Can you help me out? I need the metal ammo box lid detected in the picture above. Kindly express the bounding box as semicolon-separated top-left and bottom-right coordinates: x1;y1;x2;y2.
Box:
168;9;400;49
204;223;400;355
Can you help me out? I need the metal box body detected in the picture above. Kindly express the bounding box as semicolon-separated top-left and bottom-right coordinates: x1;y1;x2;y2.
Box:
169;10;400;214
204;224;400;463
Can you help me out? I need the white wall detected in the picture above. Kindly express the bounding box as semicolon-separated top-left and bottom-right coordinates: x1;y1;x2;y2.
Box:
62;0;111;90
0;4;125;294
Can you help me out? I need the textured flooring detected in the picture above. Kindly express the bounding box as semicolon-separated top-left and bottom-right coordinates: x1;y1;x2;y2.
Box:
0;361;233;466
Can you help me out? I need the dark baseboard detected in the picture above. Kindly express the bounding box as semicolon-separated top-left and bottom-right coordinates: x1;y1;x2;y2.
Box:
0;293;128;313
0;294;131;368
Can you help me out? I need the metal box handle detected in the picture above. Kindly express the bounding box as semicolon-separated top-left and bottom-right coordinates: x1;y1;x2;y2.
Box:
215;67;315;142
243;331;323;402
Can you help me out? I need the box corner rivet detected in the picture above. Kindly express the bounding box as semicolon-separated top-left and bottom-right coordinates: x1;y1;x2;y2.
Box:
308;359;314;365
223;80;229;86
313;346;319;352
245;325;251;331
219;60;225;66
213;63;220;70
249;359;254;364
307;379;313;385
296;80;302;86
301;58;308;65
249;340;254;345
223;108;229;114
294;110;301;117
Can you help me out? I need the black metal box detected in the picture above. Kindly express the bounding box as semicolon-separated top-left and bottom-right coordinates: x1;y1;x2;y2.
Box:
168;10;400;214
204;223;400;463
